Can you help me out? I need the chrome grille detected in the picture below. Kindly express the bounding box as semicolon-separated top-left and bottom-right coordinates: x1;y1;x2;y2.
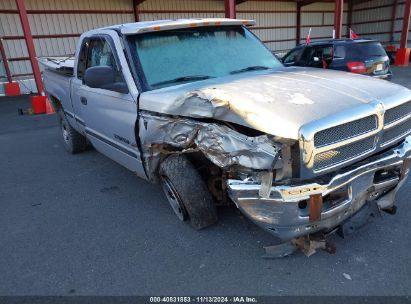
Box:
384;101;411;125
302;101;411;177
314;115;377;148
313;137;376;171
382;118;411;145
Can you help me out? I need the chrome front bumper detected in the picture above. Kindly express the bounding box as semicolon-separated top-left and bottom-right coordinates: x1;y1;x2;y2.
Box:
227;137;411;242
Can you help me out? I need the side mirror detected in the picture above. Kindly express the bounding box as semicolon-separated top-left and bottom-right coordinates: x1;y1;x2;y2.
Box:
84;66;129;94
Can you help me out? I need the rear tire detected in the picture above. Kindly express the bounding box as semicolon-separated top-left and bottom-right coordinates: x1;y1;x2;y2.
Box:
59;109;87;154
160;154;218;230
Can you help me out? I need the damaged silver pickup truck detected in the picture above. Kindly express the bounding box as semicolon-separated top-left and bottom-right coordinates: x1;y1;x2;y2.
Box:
40;19;411;255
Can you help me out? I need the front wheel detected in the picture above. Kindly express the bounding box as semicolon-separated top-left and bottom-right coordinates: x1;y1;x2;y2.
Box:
159;154;218;230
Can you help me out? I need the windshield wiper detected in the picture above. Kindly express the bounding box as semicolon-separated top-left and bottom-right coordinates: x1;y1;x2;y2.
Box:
151;75;215;87
229;65;271;74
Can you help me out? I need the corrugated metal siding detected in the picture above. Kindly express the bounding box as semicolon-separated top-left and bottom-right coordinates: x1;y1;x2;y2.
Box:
138;0;225;21
0;0;17;10
237;1;296;52
393;2;411;47
301;2;348;43
351;0;393;45
350;0;411;47
24;0;132;10
2;0;409;85
0;0;133;82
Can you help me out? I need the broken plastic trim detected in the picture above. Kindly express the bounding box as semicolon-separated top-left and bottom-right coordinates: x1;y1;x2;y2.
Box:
139;111;282;176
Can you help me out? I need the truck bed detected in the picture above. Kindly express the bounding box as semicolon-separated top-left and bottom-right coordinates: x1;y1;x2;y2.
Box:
42;63;75;118
38;56;75;76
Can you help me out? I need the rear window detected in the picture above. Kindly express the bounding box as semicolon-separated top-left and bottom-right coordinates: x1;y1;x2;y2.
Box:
348;42;387;57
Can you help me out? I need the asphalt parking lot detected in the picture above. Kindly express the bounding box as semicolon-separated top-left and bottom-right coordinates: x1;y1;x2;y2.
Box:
1;67;411;297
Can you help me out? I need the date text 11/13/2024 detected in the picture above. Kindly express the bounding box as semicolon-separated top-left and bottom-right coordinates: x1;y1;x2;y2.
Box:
149;296;258;303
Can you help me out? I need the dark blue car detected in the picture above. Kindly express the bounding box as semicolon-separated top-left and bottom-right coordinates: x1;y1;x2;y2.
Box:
282;39;392;80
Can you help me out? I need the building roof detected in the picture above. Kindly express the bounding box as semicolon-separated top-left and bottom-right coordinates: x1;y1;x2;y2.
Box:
99;18;256;35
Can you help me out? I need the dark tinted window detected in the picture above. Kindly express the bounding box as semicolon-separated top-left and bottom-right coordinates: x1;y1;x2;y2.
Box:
283;48;303;64
309;46;333;60
308;45;333;67
334;45;346;59
348;42;387;57
359;42;386;56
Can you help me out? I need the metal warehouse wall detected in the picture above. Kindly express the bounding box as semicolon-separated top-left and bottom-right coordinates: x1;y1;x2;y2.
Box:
139;0;296;52
351;0;410;47
138;0;225;20
236;1;295;53
138;0;350;53
393;1;411;45
2;0;410;91
300;2;348;42
0;0;134;84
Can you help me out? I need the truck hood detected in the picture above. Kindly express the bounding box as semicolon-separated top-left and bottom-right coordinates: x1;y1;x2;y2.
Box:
139;67;411;140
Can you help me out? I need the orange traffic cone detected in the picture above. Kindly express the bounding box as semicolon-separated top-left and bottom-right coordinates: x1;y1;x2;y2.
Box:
45;97;55;114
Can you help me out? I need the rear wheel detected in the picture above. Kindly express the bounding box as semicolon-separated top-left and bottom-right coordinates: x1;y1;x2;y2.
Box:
59;109;87;154
160;154;218;230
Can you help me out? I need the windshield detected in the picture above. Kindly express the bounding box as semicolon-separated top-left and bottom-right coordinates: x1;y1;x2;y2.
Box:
127;26;282;90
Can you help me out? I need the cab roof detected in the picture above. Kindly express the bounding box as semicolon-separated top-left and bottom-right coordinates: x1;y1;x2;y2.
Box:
99;18;255;35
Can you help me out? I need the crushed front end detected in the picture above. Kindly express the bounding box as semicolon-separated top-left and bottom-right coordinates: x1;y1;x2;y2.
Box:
139;89;411;252
227;99;411;244
228;137;411;242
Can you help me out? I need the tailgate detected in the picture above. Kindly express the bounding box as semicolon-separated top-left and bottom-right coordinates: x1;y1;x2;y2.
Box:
365;57;390;76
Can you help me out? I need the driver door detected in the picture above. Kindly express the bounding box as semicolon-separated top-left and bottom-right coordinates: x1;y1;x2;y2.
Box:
81;36;142;174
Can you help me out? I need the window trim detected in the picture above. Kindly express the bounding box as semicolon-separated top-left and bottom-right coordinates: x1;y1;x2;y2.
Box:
79;34;130;94
76;38;90;80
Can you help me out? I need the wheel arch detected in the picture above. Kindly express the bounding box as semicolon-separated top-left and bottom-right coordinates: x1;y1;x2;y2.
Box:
48;94;63;111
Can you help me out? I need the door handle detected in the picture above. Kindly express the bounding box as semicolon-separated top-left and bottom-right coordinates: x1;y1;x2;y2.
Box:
80;97;87;105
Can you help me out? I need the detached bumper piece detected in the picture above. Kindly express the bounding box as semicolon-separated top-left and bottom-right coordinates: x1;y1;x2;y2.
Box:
264;233;337;258
264;201;383;258
228;137;411;255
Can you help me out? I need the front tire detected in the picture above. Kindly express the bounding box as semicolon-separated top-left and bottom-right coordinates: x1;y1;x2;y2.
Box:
59;109;87;154
160;154;218;230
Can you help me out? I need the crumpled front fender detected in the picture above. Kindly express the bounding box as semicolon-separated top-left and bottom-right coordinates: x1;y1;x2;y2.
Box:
138;112;282;178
